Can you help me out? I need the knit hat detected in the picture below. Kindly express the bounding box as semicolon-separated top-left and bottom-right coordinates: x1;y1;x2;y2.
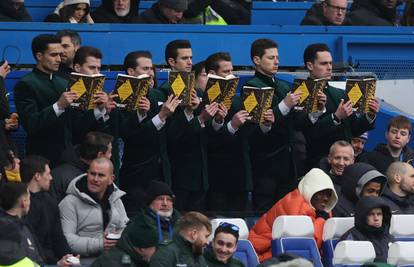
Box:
298;168;338;212
63;0;90;6
145;180;175;205
359;132;369;140
159;0;188;12
128;221;158;248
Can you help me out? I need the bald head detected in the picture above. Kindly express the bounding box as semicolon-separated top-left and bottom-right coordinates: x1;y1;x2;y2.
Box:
87;158;115;200
91;157;114;175
386;162;414;197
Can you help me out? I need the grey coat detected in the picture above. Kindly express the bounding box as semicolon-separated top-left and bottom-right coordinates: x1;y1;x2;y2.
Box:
59;174;129;259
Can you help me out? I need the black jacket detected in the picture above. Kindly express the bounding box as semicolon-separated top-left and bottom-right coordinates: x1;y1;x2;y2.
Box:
359;143;414;174
381;185;414;215
91;0;140;23
25;191;72;264
140;2;182;24
0;216;27;266
339;197;395;263
0;0;32;22
346;0;397;26
50;145;89;202
333;163;387;217
301;3;336;25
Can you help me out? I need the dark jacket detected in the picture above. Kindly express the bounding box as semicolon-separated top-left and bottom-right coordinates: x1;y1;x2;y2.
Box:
91;0;140;23
0;77;13;165
333;163;387;217
301;3;335;25
25;191;72;264
140;2;183;24
55;64;75;81
50;145;89;202
0;212;45;265
204;248;245;267
346;0;397;26
0;0;32;22
381;185;414;215
339;197;395;262
149;234;208;267
0;216;27;266
91;233;149;267
359;143;414;174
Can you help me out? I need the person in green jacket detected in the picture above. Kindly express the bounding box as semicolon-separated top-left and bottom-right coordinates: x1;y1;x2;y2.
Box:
204;222;245;267
245;38;327;212
302;43;380;170
91;216;159;267
149;211;212;267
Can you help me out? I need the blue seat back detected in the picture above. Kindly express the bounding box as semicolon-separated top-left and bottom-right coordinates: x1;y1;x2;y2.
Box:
271;237;323;267
322;239;339;267
233;240;260;267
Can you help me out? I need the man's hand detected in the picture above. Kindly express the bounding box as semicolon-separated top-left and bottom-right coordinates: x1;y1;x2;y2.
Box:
367;97;380;115
198;102;218;124
262;109;275;126
103;236;118;250
57;91;78;109
184;90;200;115
105;93;118;114
283;91;301;109
158;95;181;122
0;60;11;79
94;91;109;110
231;110;250;130
214;103;228;123
317;90;327;111
137;96;151;115
57;254;80;266
4;113;18;130
334;99;353;120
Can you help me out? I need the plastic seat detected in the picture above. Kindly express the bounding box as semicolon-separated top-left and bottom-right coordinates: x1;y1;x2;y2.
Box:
388;241;414;266
389;215;414;241
333;240;376;266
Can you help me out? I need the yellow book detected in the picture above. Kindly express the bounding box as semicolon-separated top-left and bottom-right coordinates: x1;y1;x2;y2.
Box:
68;72;105;110
112;73;151;111
168;71;195;106
241;86;274;124
203;73;239;109
345;78;376;113
291;78;327;113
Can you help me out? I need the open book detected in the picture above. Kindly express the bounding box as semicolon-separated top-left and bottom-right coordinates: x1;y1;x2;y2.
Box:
241;86;275;124
168;71;195;106
345;78;376;113
68;72;106;110
291;78;326;113
111;74;152;111
203;74;239;109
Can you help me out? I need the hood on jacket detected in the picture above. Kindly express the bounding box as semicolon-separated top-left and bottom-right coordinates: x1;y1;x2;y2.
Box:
298;168;338;212
354;196;392;236
341;163;387;203
100;0;139;17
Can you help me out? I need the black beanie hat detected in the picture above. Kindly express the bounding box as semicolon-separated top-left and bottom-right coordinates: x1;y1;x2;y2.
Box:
159;0;188;12
145;180;175;205
128;221;159;248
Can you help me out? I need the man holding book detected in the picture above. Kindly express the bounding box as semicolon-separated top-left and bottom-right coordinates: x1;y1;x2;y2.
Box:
155;39;218;211
302;43;380;170
244;38;326;212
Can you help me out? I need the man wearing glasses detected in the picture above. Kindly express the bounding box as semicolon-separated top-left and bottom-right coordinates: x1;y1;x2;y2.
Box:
204;223;244;267
301;0;348;26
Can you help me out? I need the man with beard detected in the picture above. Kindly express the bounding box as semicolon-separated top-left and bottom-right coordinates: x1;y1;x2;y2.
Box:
123;181;181;244
204;222;244;267
345;0;398;26
55;30;82;80
382;162;414;214
149;211;211;266
92;0;140;23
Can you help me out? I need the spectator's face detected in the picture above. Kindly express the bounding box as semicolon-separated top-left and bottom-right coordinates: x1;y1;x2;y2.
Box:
311;189;332;211
351;137;366;157
253;48;279;76
398;165;414;195
170;48;192;72
135;247;157;262
113;0;130;17
128;57;155;87
162;7;184;24
366;208;383;228
149;195;174;218
37;164;53;191
328;145;354;176
214;60;233;78
381;0;397;9
386;127;411;151
87;161;114;197
361;181;382;197
36;43;62;73
74;56;101;75
60;36;79;65
212;232;237;263
191;226;211;255
323;0;347;25
195;67;208;91
307;51;332;79
72;3;88;23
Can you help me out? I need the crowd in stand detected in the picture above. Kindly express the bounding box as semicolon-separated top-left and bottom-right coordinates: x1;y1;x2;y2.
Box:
1;1;414;266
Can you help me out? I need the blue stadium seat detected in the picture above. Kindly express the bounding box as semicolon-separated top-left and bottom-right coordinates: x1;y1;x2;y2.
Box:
322;217;354;267
271;215;323;267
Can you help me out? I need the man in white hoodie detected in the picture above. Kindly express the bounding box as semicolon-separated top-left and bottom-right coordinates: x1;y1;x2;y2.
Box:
59;157;129;264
